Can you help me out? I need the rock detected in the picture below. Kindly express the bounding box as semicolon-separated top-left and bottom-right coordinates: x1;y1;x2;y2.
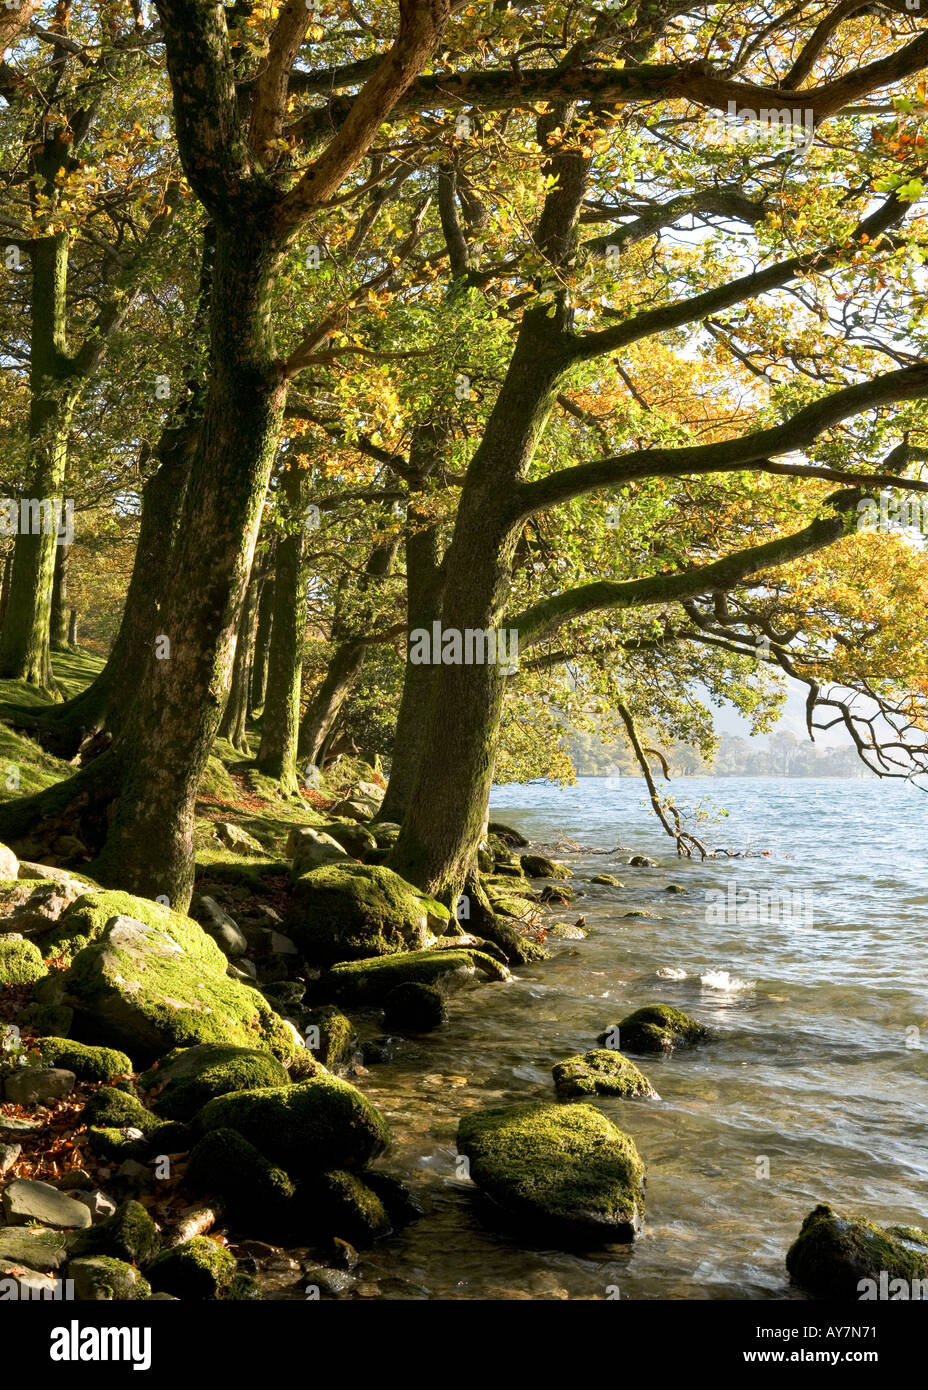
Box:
302;1264;357;1297
520;854;572;880
0;877;84;936
72;1199;160;1266
0;1224;70;1272
547;921;587;940
457;1102;645;1246
286;827;349;877
488;821;529;847
665;883;687;893
628;855;657;867
552;1049;660;1100
319;821;378;859
362;1171;424;1228
623;909;656;919
184;1128;294;1234
48;897;294;1065
0;1113;41;1138
287;862;445;964
607;1004;710;1054
2;1177;93;1230
214;822;264;855
786;1205;928;1299
16;1003;73;1036
383;982;447;1033
148;1235;238;1300
371;823;401;847
139;1042;295;1122
330;797;377;823
324;947;510;1005
0;935;47;985
33;1037;133;1082
591;874;624;887
190;895;248;958
4;1066;75;1105
0;1263;62;1297
351;780;384;806
305;1169;392;1247
0;1141;21;1175
0;841;18;877
539;884;573;905
269;931;298;955
68;1255;151;1300
194;1075;390;1179
69;1190;118;1223
303;1006;356;1070
82;1085;164;1134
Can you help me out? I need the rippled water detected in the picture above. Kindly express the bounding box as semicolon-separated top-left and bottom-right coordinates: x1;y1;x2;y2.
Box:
343;777;928;1300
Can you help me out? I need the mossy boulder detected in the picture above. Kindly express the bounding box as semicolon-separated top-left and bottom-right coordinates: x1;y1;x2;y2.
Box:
138;1043;293;1122
318;821;378;859
43;888;196;964
488;821;528;847
68;1255;151;1301
520;854;572;880
0;877;84;936
0;936;47;985
148;1236;238;1300
786;1205;928;1299
552;1049;660;1100
591;874;624;887
287;826;349;877
304;1169;392;1247
81;1087;163;1134
457;1102;644;1246
607;1004;709;1055
72;1200;160;1266
383;982;447;1033
34;1037;132;1082
47;900;293;1065
324;947;510;1005
184;1128;295;1234
287;862;444;964
194;1075;390;1178
303;1006;356;1070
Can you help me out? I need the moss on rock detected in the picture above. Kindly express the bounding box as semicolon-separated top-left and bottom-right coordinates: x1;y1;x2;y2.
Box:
35;1037;132;1082
457;1102;644;1246
71;1199;161;1266
302;1006;356;1071
138;1043;293;1122
786;1204;928;1299
184;1128;295;1234
0;936;47;985
324;947;510;1006
286;862;440;964
552;1049;660;1100
383;982;447;1033
304;1169;392;1247
148;1235;238;1301
68;1255;151;1301
607;1004;709;1054
194;1075;390;1178
81;1087;163;1135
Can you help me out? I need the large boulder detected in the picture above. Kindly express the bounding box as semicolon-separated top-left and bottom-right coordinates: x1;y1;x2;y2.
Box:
68;1256;151;1301
286;862;445;964
604;1004;710;1055
42;896;293;1065
324;947;510;1005
552;1049;660;1100
147;1235;237;1300
33;1037;133;1082
317;821;377;860
184;1128;295;1234
286;826;349;878
457;1102;644;1246
139;1042;295;1122
786;1205;928;1299
194;1075;390;1178
520;854;572;880
2;1178;93;1230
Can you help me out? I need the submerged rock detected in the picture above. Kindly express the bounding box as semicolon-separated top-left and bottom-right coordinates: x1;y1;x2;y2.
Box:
552;1049;660;1100
383;982;447;1033
591;874;624;887
194;1075;390;1178
786;1204;928;1299
457;1102;644;1246
324;947;510;1005
605;1004;709;1054
628;855;657;867
287;862;445;964
139;1042;294;1122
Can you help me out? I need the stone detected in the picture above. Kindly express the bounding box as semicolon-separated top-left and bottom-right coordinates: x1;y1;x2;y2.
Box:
628;855;657;867
0;840;18;877
591;874;624;887
47;894;294;1065
0;1140;21;1175
148;1235;238;1300
69;1189;118;1223
665;883;687;893
0;1224;70;1272
2;1177;93;1230
269;931;298;955
4;1066;75;1105
71;1199;160;1266
457;1102;644;1246
68;1255;151;1300
383;982;447;1033
194;1075;390;1179
552;1049;660;1100
33;1037;133;1082
191;895;248;958
0;935;47;985
318;821;377;859
287;862;445;964
488;821;529;847
330;797;377;823
324;947;510;1005
302;1006;356;1070
305;1169;392;1247
606;1004;710;1054
184;1128;295;1235
214;822;264;855
139;1042;295;1122
787;1205;928;1299
0;877;83;935
0;1263;61;1297
520;854;572;880
0;1113;41;1138
285;827;348;877
547;922;586;940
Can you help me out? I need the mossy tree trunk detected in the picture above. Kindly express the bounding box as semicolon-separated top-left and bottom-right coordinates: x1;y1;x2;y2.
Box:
50;540;71;651
218;548;265;752
256;460;307;793
249;556;275;717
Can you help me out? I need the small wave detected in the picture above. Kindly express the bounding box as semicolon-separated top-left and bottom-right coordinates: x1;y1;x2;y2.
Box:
699;968;755;993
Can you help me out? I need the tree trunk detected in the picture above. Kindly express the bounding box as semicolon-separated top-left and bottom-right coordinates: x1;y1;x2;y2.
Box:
219;548;264;752
50;541;70;650
67;608;78;646
256;460;306;795
249;559;275;717
0;551;12;631
0;234;74;694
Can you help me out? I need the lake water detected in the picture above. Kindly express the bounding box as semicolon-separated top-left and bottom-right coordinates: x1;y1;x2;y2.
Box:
344;777;928;1300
